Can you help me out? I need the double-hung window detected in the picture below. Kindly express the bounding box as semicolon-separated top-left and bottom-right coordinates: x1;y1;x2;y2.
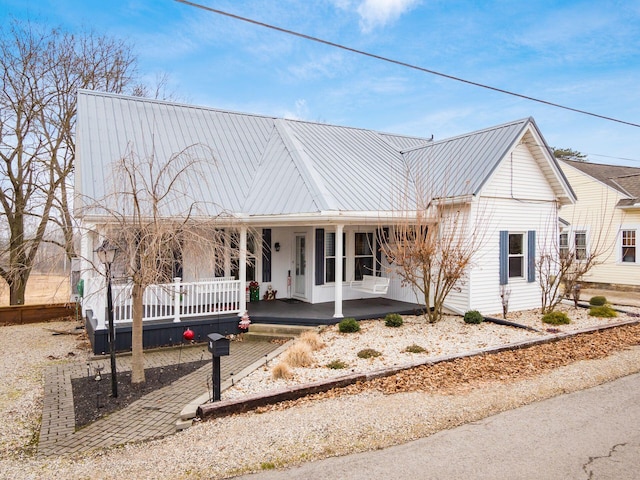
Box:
229;232;257;281
574;231;587;261
559;232;569;259
622;230;636;263
500;230;536;284
325;232;346;283
354;232;374;281
508;233;524;278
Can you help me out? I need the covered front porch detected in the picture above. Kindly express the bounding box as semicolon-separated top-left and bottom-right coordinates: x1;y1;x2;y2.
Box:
85;295;424;354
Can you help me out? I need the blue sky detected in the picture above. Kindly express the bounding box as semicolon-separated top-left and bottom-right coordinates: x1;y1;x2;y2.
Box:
4;0;640;166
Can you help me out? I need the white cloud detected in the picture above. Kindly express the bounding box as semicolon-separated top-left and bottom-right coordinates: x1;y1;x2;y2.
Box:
282;99;311;120
288;52;345;80
356;0;420;33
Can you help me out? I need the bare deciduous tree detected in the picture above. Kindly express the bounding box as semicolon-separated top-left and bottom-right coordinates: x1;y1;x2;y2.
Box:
379;172;486;323
0;20;138;304
88;144;227;383
537;206;611;313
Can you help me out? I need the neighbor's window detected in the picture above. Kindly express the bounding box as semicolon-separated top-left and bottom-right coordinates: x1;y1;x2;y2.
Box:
354;232;374;281
559;232;569;259
325;232;346;283
508;233;524;278
575;231;587;260
622;230;636;263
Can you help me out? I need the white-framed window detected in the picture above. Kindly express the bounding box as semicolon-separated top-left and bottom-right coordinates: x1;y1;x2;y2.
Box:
574;231;587;260
508;233;524;278
229;231;257;281
325;231;346;283
622;229;636;263
559;232;569;259
354;232;374;280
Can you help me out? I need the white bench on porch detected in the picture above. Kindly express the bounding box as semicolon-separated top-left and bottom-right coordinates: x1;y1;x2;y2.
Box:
350;274;390;295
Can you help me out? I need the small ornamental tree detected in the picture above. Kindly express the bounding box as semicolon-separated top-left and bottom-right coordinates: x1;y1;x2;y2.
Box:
83;144;231;383
379;174;487;323
537;206;611;314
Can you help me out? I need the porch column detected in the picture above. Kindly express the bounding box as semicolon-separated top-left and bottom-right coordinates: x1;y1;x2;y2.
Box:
333;223;344;318
239;226;247;315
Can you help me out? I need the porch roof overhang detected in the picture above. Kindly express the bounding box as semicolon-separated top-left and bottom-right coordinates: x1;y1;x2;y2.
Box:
80;197;477;229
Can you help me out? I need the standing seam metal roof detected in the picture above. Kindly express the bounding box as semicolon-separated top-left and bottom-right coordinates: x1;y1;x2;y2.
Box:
75;90;571;219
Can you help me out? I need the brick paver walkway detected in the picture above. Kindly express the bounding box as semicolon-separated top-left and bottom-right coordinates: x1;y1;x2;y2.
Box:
38;339;281;457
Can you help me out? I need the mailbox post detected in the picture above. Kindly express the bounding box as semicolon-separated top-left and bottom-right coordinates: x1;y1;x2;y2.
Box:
207;333;230;402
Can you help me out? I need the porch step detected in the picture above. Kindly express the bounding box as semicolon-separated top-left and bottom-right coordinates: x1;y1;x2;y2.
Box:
245;323;318;339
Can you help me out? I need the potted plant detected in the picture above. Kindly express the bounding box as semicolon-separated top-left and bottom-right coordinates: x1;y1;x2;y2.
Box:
249;281;260;302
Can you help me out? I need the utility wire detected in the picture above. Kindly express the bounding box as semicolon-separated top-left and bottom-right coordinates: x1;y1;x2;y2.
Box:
175;0;640;129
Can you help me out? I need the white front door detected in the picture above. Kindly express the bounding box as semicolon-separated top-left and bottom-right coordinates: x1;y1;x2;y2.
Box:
294;234;306;298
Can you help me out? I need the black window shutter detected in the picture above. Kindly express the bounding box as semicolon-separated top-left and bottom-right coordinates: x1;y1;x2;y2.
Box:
499;230;508;285
262;229;272;283
315;228;325;285
527;230;536;283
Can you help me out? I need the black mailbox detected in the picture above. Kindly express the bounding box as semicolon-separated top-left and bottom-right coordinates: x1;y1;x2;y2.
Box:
207;333;230;402
207;333;230;357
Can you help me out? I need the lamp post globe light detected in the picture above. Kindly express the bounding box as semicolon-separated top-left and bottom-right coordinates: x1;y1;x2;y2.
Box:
96;240;118;398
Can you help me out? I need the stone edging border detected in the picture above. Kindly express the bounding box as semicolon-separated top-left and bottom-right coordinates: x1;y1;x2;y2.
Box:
196;317;640;421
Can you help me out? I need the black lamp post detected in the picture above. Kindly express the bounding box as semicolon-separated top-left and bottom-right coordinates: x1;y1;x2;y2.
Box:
96;240;118;398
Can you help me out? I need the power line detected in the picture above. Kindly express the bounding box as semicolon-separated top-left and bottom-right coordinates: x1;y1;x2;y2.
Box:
175;0;640;129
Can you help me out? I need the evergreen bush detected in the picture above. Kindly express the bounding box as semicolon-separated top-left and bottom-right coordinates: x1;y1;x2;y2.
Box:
326;359;348;369
589;305;617;318
404;344;426;353
542;311;571;325
338;317;360;333
589;296;607;306
384;313;404;327
463;310;484;324
357;348;382;359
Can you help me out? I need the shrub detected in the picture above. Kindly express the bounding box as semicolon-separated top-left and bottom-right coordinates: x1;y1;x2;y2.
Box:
463;310;484;324
326;359;348;369
338;317;360;333
357;348;382;359
299;330;324;351
384;313;404;328
404;344;426;353
542;311;571;325
589;296;607;306
282;342;313;367
589;305;618;318
271;361;293;380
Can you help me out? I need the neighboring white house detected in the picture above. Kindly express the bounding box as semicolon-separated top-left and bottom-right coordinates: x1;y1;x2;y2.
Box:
559;159;640;288
75;89;576;331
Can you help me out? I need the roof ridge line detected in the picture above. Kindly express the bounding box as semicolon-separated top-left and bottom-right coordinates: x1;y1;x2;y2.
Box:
274;119;337;211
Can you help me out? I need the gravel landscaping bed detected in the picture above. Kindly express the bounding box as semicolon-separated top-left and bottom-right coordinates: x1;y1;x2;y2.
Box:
223;302;637;400
1;301;639;479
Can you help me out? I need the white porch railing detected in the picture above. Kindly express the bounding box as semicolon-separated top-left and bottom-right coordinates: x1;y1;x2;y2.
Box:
83;276;242;329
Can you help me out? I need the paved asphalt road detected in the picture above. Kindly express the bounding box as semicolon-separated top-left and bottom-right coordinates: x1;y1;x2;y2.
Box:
237;372;640;479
